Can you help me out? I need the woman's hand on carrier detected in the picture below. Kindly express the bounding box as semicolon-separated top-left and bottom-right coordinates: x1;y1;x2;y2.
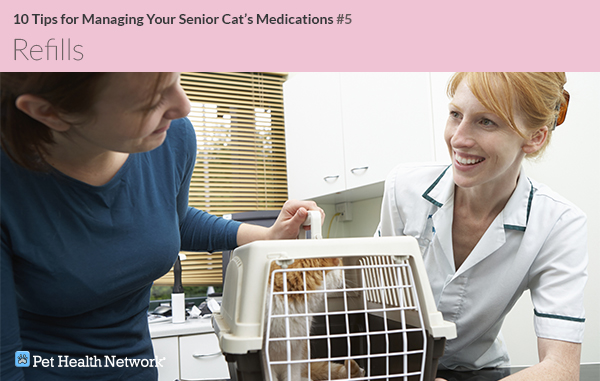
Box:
236;200;325;246
268;200;325;240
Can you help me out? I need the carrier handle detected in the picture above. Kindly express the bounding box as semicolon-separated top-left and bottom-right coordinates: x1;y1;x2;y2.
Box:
298;210;322;240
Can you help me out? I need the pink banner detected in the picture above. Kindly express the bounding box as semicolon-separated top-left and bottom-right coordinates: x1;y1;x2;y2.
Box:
1;0;600;71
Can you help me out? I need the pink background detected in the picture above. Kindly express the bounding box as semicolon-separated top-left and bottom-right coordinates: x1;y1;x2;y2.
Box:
2;0;600;71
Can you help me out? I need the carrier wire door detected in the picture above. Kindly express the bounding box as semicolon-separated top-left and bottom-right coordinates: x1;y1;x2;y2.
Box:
213;212;456;381
264;255;429;380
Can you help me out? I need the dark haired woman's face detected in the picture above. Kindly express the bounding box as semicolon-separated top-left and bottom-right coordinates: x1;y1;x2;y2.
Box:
63;72;190;154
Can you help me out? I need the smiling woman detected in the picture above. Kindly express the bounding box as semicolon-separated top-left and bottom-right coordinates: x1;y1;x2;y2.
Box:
377;72;587;381
447;72;568;159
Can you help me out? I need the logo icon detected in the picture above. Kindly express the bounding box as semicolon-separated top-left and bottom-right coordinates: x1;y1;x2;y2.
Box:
15;351;30;367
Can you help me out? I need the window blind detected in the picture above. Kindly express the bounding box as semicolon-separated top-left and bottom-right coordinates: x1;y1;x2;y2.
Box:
154;72;289;286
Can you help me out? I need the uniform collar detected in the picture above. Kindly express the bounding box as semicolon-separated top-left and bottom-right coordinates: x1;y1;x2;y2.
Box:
421;165;534;232
500;169;534;231
421;165;535;276
421;165;454;208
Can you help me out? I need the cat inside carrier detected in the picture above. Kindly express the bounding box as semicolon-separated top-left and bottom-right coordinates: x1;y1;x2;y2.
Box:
213;211;456;381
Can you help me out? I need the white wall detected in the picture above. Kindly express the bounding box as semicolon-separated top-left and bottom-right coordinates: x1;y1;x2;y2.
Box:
313;72;600;365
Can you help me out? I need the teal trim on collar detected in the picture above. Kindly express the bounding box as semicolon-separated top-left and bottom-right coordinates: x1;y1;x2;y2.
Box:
503;178;534;232
526;178;534;224
421;166;534;232
422;165;452;208
534;309;585;323
504;224;526;231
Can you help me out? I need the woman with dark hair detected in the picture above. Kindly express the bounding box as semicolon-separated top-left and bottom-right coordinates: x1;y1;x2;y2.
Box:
1;72;323;380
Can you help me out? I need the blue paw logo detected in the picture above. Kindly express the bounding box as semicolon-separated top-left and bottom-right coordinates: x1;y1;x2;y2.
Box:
15;351;30;367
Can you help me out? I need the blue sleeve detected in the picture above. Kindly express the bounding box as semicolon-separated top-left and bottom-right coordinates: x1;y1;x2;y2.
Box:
1;234;25;380
174;118;242;252
180;207;241;252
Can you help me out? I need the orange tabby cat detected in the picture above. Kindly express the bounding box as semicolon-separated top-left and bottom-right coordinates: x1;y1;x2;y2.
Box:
304;359;365;380
264;257;364;381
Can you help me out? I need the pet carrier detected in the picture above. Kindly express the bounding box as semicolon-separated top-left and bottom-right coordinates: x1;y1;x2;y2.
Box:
213;211;456;381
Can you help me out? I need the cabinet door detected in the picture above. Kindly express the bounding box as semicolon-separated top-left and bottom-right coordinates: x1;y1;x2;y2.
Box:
340;73;435;190
152;337;180;381
179;333;229;380
284;73;346;200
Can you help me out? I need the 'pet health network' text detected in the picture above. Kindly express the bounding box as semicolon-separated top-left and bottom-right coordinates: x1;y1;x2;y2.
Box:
31;355;164;368
66;13;333;26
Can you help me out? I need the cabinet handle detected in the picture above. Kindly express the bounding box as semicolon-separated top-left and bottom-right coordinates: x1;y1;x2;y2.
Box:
192;351;222;359
350;166;369;174
323;175;340;182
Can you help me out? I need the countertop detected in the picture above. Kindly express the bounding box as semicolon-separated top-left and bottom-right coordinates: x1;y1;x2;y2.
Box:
436;363;599;381
148;316;215;339
147;317;599;381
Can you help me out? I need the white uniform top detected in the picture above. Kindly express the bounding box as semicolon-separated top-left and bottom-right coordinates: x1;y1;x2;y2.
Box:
376;163;588;370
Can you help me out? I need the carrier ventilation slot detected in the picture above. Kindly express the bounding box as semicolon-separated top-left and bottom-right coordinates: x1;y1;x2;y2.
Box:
359;255;416;309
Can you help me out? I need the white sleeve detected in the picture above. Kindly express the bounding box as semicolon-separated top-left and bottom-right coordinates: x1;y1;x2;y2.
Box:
528;206;588;343
375;167;406;238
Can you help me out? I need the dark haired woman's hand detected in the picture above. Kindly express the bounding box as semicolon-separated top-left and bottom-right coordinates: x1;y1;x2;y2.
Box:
268;199;325;240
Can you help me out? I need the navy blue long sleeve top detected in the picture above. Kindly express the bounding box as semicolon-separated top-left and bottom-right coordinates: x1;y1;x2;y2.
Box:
1;118;241;380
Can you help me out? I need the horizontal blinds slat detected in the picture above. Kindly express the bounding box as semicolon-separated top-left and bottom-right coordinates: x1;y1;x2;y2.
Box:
183;71;287;80
189;185;288;190
187;99;284;110
192;127;285;135
196;140;286;148
182;77;284;89
192;165;287;172
182;73;287;85
195;154;286;161
190;181;288;187
195;139;285;147
153;275;223;285
191;175;287;181
192;158;287;165
189;203;289;208
190;123;285;131
187;201;288;206
181;81;283;99
191;167;287;172
191;157;287;164
184;208;283;216
190;175;288;180
189;183;289;189
182;72;286;85
190;195;288;199
195;149;287;155
188;202;287;207
188;91;283;104
182;87;284;99
190;122;285;130
191;127;286;136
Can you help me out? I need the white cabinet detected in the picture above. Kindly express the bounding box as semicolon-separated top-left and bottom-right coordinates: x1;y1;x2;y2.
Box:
152;337;179;381
151;319;230;381
179;333;230;380
284;73;346;199
339;73;435;189
284;72;435;202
